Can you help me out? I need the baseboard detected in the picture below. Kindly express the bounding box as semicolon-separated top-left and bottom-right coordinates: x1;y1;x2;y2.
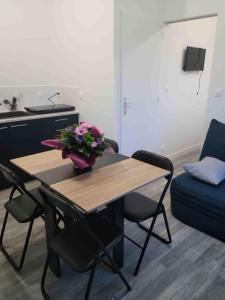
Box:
167;144;202;161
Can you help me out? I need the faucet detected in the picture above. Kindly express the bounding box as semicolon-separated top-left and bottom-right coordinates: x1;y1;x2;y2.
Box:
48;92;60;106
3;97;17;111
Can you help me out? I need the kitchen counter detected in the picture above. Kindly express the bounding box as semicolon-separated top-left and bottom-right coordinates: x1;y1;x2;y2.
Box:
0;110;79;124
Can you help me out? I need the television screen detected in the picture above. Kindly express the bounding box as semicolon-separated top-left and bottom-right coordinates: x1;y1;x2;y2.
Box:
183;46;206;71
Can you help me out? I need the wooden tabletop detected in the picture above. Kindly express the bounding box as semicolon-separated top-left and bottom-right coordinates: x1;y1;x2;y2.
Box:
11;150;70;175
11;150;169;213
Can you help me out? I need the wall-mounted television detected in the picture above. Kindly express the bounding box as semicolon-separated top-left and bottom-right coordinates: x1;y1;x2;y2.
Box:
183;46;206;71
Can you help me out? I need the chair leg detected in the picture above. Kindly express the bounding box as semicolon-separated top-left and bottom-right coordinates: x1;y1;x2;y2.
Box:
0;211;9;248
137;210;172;244
162;208;172;243
0;216;34;271
41;252;51;300
84;258;97;300
134;216;157;276
105;253;131;291
18;219;34;270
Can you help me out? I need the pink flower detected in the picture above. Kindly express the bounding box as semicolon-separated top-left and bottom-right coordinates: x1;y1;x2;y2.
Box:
75;126;87;136
91;126;102;138
80;122;93;129
91;142;97;148
96;127;104;136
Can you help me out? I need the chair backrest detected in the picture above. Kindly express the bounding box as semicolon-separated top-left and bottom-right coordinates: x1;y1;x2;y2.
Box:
104;138;119;154
132;150;174;179
39;186;111;252
0;164;26;194
0;163;41;207
40;186;85;221
132;150;174;207
200;119;225;162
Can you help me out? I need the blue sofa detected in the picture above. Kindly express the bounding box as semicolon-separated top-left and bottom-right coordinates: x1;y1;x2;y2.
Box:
171;119;225;242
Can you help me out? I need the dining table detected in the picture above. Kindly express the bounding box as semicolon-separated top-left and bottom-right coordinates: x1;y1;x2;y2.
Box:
11;149;169;277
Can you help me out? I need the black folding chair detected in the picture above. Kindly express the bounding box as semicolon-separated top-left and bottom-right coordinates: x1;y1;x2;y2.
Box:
124;150;174;276
39;186;131;300
0;164;44;271
104;138;119;154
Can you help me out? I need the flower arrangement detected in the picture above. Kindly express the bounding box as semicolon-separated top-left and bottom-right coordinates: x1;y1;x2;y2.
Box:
42;122;106;169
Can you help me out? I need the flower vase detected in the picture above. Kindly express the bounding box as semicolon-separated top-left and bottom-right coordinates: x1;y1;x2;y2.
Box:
73;166;92;175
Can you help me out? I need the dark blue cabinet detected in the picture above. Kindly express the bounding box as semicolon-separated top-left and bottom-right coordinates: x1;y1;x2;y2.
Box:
0;113;79;189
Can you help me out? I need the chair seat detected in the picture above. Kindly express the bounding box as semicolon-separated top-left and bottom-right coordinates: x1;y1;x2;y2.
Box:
50;215;122;272
4;188;43;223
124;192;163;222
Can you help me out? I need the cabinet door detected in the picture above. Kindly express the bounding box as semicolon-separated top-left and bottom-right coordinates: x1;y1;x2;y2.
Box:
33;114;79;145
0;125;11;162
27;118;53;153
0;123;32;188
0;125;12;188
40;114;79;140
8;122;36;183
9;122;34;158
48;114;79;133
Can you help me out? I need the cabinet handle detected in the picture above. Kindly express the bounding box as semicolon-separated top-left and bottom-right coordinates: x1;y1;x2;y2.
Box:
0;126;8;130
10;124;28;128
54;118;69;122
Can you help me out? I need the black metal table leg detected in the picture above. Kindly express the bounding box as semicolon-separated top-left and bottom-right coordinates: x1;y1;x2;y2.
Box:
112;197;124;268
43;200;61;278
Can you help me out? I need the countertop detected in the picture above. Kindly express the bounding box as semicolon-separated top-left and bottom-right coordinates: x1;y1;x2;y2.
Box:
0;110;79;124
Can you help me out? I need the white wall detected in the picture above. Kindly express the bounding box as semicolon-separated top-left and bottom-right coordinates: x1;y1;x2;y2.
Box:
0;1;79;111
49;0;115;137
159;17;217;157
0;0;55;86
162;0;225;126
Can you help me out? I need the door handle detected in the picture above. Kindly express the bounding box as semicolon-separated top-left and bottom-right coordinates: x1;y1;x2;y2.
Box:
123;97;133;115
10;124;28;128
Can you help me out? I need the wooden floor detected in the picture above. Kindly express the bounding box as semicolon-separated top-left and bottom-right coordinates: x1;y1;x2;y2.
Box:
1;149;225;300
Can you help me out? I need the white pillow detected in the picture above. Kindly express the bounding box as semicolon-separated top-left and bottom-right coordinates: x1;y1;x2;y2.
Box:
183;157;225;186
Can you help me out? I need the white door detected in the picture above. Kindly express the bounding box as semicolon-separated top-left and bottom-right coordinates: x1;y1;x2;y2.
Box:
120;11;164;156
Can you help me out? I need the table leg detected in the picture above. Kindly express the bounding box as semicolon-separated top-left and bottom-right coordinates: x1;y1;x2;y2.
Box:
43;200;61;278
112;197;124;268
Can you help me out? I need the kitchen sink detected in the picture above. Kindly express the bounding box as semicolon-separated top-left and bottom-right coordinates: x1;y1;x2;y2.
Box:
25;104;75;114
0;111;33;119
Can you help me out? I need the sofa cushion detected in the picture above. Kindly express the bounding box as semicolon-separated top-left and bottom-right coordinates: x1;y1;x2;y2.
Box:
200;119;225;162
171;172;225;221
